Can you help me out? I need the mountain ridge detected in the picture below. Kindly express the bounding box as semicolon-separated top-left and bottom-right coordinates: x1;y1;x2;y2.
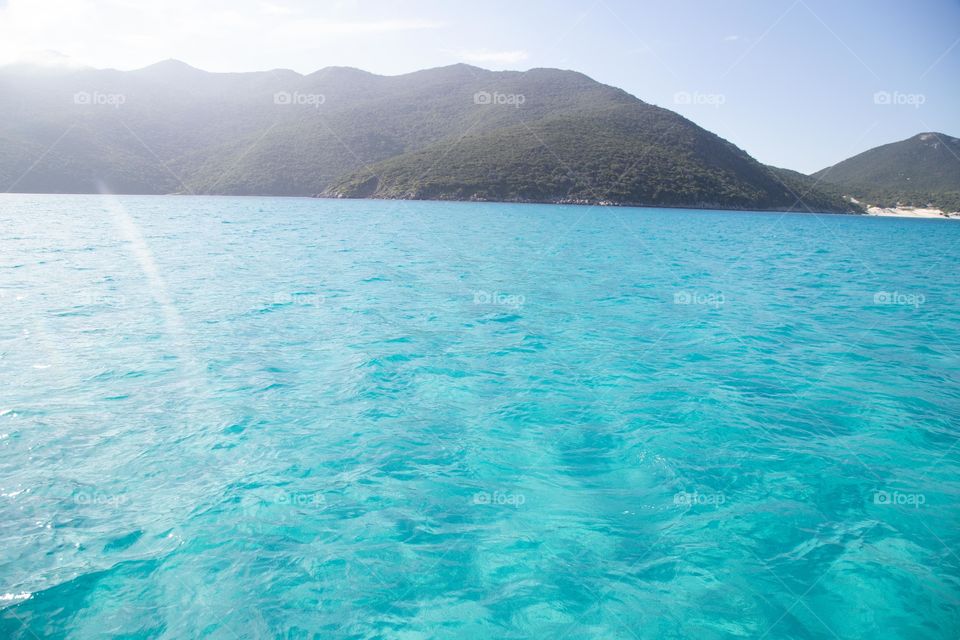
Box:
0;60;858;212
812;132;960;213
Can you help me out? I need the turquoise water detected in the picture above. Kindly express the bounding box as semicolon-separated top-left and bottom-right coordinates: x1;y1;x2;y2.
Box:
1;194;959;639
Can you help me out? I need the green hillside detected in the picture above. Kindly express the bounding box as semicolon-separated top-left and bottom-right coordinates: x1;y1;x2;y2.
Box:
812;132;960;212
324;104;858;212
0;60;857;212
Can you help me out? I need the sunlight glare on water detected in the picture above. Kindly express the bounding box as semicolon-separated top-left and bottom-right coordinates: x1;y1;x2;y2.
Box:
1;194;959;638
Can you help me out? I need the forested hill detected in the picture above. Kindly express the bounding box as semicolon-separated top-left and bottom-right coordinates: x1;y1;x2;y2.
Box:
0;60;857;212
812;132;960;212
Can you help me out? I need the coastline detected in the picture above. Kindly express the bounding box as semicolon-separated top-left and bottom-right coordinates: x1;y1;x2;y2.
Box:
865;205;958;219
314;193;861;215
10;191;960;219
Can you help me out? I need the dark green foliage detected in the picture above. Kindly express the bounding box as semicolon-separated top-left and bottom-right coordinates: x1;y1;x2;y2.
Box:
812;132;960;213
0;60;856;212
762;166;864;214
326;105;859;212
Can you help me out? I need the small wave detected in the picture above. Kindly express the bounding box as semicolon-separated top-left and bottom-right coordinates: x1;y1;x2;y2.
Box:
0;592;31;604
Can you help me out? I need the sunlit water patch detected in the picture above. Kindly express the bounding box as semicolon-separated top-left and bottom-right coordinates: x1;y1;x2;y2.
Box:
1;195;959;638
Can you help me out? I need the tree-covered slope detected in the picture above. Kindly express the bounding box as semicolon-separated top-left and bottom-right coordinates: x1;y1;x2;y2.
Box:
812;132;960;212
0;62;638;195
0;59;856;211
323;104;859;212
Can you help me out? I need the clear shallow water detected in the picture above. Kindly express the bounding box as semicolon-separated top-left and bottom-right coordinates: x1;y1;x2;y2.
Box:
1;194;959;639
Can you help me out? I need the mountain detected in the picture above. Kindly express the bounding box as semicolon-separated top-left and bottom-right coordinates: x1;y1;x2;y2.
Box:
323;107;855;212
0;60;857;212
812;132;960;212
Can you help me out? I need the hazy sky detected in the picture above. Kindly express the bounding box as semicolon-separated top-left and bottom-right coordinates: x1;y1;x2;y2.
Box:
1;0;957;173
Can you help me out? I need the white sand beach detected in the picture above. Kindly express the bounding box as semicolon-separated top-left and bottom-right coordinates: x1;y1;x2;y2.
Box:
865;206;958;219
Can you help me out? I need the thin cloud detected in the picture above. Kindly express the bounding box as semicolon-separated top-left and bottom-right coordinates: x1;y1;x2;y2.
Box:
723;35;740;42
258;2;294;16
455;49;529;64
6;49;88;68
273;19;444;37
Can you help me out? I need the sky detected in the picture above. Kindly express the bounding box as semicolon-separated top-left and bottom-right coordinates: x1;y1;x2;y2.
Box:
0;0;957;173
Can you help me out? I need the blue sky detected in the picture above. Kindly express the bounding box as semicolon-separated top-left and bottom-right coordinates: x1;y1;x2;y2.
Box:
1;0;957;172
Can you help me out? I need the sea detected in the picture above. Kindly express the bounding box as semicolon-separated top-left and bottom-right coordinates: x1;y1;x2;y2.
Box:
1;194;958;638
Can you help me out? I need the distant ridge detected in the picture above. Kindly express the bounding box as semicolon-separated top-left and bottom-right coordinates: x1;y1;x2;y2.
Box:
813;132;960;213
0;60;857;212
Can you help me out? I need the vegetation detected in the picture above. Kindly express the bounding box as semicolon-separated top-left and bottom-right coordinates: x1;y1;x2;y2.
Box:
813;133;960;213
325;105;859;212
0;60;869;212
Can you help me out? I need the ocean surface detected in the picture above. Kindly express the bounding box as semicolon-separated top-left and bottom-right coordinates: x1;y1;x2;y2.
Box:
1;194;959;639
